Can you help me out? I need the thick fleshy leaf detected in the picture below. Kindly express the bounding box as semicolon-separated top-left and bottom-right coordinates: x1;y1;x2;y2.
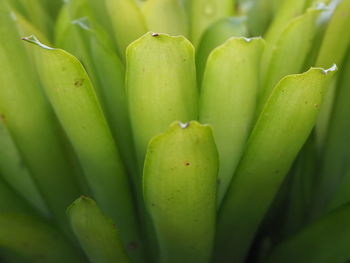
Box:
55;11;138;179
189;0;235;45
258;8;323;113
86;0;115;38
315;49;350;214
12;12;50;45
246;0;274;36
13;0;53;40
143;121;218;263
260;0;308;77
0;1;81;235
68;196;132;263
328;169;350;211
0;118;49;216
199;37;264;205
143;0;189;37
105;0;147;59
316;0;350;68
282;136;318;236
266;204;350;263
196;17;248;86
0;214;85;263
215;66;337;263
87;27;138;181
126;32;198;168
314;0;350;153
23;36;142;257
0;177;36;215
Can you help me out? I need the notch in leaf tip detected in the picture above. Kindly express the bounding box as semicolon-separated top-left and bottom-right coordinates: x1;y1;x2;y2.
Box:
179;122;190;129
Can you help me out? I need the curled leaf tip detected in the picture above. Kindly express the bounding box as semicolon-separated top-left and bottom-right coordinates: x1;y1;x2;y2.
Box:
322;64;337;75
179;122;190;129
22;35;54;50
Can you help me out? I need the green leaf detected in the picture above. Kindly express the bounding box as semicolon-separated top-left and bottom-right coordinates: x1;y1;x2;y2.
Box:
196;17;248;86
86;0;115;39
246;0;274;36
215;66;337;263
87;26;138;181
314;0;350;152
67;196;132;263
315;49;350;214
0;214;85;263
266;204;350;263
126;32;198;168
23;36;142;256
15;0;54;40
282;136;318;236
0;177;37;215
12;12;50;46
0;117;49;216
189;0;235;46
316;0;350;68
143;0;189;37
105;0;147;59
263;0;308;43
328;169;350;212
59;15;138;181
199;37;264;205
258;7;323;113
260;0;308;77
0;1;81;236
143;121;218;263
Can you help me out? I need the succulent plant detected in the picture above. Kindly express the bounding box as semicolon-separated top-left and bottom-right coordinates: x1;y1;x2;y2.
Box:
0;0;350;262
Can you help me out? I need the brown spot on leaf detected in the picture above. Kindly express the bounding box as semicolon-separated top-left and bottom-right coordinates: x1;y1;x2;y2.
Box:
184;162;191;166
74;79;84;87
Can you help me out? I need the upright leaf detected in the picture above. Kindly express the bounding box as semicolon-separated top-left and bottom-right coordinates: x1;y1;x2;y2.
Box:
258;8;323;113
0;178;36;215
260;0;308;77
23;36;142;258
68;196;132;263
126;32;198;168
0;214;85;263
315;49;350;214
199;37;264;205
316;0;350;68
266;204;350;263
190;0;235;45
215;66;337;263
105;0;147;59
0;118;49;216
144;121;218;263
0;1;81;235
143;0;189;37
196;17;248;86
314;0;350;153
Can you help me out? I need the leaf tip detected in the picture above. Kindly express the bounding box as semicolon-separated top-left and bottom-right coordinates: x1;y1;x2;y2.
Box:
22;35;54;50
179;122;190;129
322;64;337;75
